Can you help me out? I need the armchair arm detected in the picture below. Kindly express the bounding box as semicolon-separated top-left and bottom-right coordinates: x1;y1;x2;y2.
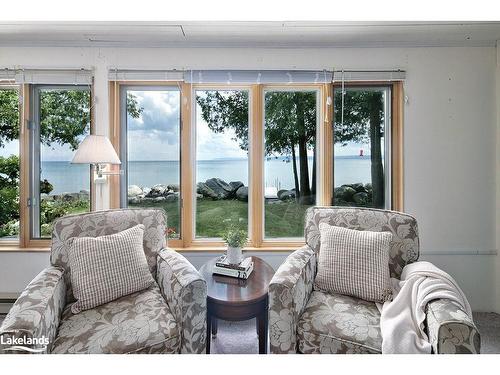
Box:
425;298;480;354
157;248;207;354
269;244;317;354
0;266;66;354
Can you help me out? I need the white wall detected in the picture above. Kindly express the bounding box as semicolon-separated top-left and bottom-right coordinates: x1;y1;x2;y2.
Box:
0;46;498;311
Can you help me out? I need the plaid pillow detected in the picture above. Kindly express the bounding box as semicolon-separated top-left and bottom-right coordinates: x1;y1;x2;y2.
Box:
314;223;393;303
67;224;155;314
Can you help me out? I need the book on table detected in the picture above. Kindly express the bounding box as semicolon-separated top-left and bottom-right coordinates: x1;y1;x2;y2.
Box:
213;256;254;279
216;255;252;270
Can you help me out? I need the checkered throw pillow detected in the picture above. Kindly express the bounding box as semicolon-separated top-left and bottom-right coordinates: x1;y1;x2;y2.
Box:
314;223;393;303
67;224;155;314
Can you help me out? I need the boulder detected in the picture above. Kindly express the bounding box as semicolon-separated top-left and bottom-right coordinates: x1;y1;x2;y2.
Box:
235;186;248;202
336;185;356;201
205;178;233;199
229;181;244;193
62;193;79;202
279;190;296;201
147;184;168;198
277;189;288;199
197;182;219;200
165;193;178;202
167;184;180;192
353;192;369;206
128;185;143;197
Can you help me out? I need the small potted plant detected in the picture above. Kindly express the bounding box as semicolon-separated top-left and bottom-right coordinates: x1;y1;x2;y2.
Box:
222;225;247;265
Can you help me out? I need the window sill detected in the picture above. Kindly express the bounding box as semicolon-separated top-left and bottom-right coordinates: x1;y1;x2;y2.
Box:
0;244;302;253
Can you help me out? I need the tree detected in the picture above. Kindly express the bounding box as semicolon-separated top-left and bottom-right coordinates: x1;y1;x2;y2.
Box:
197;91;316;204
0;89;143;150
0;89;143;236
334;90;385;207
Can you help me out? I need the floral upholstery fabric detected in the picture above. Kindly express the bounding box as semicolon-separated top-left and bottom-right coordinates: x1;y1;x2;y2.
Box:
2;209;207;354
426;298;480;354
157;248;207;354
305;207;419;279
269;207;479;354
0;267;66;354
269;245;316;353
51;208;167;302
297;291;382;354
51;285;180;354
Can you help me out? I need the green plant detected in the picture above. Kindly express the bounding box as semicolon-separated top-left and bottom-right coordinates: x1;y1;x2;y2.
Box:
222;225;247;248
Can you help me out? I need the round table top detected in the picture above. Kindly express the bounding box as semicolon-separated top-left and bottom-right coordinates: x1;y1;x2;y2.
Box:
199;256;275;306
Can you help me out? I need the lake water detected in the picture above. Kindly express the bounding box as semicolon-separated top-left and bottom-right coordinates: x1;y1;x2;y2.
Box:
41;156;373;194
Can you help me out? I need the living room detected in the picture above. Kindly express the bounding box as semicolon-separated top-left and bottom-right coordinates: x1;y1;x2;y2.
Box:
0;0;499;372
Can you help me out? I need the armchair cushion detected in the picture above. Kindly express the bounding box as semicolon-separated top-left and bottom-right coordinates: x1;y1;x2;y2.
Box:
314;223;393;303
297;290;382;354
0;266;66;354
51;285;180;354
68;224;155;314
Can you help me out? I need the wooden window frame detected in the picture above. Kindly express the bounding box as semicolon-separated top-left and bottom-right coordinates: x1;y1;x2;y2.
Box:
1;80;403;252
0;83;95;251
330;81;404;212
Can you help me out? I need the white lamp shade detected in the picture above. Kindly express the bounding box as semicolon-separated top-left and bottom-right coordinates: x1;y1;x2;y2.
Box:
71;135;121;165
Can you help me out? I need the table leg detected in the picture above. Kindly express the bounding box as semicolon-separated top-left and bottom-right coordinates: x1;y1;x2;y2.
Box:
257;306;268;354
212;317;218;337
206;310;211;354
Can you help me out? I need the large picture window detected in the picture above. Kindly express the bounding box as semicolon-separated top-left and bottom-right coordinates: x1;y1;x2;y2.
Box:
120;87;182;239
333;86;391;209
107;79;403;251
195;89;250;238
263;89;318;238
30;86;91;239
0;86;20;240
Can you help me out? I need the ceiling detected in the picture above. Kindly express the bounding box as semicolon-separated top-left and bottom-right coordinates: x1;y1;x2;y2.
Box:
1;21;500;48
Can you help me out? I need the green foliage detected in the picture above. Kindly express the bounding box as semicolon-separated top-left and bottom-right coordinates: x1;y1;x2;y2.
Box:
127;93;143;119
197;91;249;151
333;90;384;145
40;198;89;237
264;91;316;155
0;90;144;238
0;154;19;188
222;225;248;248
0;187;19;236
0;89;19;148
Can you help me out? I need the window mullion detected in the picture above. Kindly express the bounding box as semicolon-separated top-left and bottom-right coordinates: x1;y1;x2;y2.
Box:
249;84;264;247
181;82;193;248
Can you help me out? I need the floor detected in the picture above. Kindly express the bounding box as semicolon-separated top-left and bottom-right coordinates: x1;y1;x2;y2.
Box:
1;312;499;353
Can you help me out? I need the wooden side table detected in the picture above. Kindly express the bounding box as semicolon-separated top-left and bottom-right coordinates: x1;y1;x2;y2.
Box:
199;256;275;354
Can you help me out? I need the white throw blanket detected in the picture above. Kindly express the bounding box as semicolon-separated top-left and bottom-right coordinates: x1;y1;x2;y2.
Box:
378;261;472;354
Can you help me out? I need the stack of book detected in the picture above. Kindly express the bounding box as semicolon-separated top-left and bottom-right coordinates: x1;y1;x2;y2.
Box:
212;255;254;279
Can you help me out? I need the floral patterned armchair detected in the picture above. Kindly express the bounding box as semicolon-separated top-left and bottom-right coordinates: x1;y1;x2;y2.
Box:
269;207;480;354
0;209;207;354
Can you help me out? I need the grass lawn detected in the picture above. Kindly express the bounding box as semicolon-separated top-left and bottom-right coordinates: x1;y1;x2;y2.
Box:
130;198;312;239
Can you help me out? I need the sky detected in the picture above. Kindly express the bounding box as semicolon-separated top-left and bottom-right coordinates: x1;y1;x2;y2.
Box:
0;90;373;161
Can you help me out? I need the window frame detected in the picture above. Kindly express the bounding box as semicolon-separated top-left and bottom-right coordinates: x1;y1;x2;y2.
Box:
192;85;253;245
119;84;183;242
29;84;93;240
0;83;95;250
261;85;322;242
109;80;403;252
0;84;21;247
332;84;393;209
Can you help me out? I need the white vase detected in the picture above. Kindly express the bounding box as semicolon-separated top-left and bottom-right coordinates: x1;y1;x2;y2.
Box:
227;246;242;265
